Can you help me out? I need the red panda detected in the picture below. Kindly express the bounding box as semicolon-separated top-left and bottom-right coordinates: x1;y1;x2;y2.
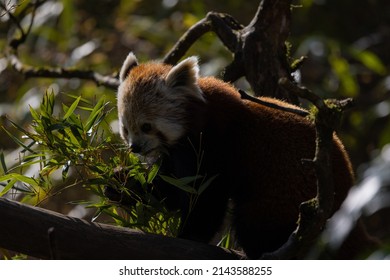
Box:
117;52;354;259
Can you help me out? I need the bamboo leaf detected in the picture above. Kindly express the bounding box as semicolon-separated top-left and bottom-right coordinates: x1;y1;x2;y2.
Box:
85;97;106;131
198;174;218;195
147;163;160;184
3;128;35;154
7;117;33;138
0;173;39;188
159;175;201;194
0;151;7;174
41;90;55;118
63;96;81;120
29;105;40;122
0;178;17;196
62;160;71;181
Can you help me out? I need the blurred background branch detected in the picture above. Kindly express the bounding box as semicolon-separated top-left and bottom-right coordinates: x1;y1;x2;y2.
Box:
1;0;119;89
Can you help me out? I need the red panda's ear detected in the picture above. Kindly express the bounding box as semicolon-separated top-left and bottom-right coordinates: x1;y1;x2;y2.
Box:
166;56;199;89
119;52;138;82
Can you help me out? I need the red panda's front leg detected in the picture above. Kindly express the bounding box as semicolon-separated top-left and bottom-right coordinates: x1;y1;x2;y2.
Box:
178;176;230;243
159;140;230;243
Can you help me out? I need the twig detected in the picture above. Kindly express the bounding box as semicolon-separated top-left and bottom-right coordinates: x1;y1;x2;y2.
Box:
238;89;308;117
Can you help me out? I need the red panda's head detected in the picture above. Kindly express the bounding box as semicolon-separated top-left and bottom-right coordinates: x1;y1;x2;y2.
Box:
117;52;206;156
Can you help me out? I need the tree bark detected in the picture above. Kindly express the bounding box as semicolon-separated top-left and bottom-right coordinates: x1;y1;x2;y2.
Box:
240;0;296;102
0;198;240;259
164;0;297;103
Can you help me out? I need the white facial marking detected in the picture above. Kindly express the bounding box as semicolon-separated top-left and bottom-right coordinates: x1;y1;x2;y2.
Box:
117;53;206;157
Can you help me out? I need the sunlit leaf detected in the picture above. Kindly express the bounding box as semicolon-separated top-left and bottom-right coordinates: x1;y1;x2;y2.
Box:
41;90;55;118
85;97;106;131
350;48;387;75
329;54;358;96
29;105;40;122
147;162;160;184
0;178;17;196
0;173;40;189
63;96;81;120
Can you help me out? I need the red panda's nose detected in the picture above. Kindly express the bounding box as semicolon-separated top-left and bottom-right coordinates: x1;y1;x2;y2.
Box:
130;143;142;153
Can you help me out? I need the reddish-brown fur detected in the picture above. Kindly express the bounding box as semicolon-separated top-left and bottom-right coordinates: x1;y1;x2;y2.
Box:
192;77;353;257
117;55;354;258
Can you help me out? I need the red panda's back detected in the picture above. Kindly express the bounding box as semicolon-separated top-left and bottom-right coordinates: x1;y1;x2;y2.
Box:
197;76;354;257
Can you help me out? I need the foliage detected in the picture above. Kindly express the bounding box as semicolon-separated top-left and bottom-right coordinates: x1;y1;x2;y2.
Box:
0;90;180;236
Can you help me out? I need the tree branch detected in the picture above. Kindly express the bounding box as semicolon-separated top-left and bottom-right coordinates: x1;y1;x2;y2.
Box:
241;0;296;102
2;0;119;90
164;0;297;102
163;17;212;65
260;78;353;259
0;198;240;259
8;53;120;89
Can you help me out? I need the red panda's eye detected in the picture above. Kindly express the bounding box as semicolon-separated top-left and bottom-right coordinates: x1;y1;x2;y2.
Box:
141;123;152;133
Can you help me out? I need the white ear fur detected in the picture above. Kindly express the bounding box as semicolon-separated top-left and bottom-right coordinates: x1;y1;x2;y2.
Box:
119;52;138;82
165;56;199;88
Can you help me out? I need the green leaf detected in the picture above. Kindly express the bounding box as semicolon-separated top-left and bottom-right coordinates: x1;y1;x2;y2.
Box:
17;158;46;171
66;94;90;104
159;175;201;194
29;105;40;122
0;178;17;196
66;127;82;146
85;97;106;131
7;117;33;138
198;174;218;195
0;174;39;189
329;54;358;97
63;96;81;120
350;48;387;75
0;151;7;174
62;161;71;181
67;113;83;131
91;208;105;223
147;163;160;184
134;171;146;186
3;128;35;154
41;90;55;118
